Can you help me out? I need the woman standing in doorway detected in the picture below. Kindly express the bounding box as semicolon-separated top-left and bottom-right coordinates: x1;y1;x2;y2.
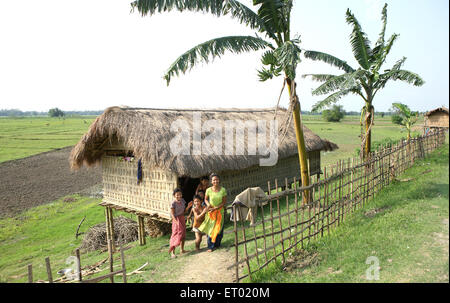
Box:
198;173;227;252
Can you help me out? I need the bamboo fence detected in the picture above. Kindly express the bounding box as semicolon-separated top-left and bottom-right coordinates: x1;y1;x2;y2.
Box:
228;129;446;282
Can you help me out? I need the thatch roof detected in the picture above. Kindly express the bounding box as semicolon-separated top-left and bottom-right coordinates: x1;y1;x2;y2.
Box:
425;106;449;117
70;106;338;177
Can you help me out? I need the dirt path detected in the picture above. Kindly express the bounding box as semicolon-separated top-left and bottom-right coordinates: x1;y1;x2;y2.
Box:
0;146;102;218
166;239;242;283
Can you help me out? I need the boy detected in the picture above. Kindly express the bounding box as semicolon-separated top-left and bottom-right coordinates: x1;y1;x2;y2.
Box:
191;194;208;250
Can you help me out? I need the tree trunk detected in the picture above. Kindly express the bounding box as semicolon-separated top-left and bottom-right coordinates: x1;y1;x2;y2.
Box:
363;104;373;160
286;79;310;204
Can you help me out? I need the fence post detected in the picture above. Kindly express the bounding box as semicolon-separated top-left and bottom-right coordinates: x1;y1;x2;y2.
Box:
27;264;33;283
75;248;82;282
120;245;127;283
237;204;252;281
274;179;286;265
233;204;239;283
293;177;299;250
45;257;53;283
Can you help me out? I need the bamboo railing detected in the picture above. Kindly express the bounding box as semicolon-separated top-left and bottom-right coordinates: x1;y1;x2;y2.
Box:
228;129;446;282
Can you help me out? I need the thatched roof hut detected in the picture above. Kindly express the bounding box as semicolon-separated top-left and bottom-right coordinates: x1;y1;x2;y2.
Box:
424;107;449;129
70;106;337;176
70;106;337;222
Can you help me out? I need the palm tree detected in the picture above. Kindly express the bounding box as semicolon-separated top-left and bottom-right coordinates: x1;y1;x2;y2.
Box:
131;0;311;201
391;102;419;141
303;3;424;159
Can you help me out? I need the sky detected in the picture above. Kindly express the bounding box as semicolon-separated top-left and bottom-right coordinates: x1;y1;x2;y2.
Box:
0;0;448;113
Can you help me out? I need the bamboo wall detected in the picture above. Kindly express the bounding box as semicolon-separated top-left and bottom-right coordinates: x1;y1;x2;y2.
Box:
228;129;447;282
102;156;178;220
425;112;449;128
101;150;321;220
220;151;320;204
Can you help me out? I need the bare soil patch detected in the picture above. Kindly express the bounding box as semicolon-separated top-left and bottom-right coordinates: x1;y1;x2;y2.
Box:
0;146;101;218
169;240;238;283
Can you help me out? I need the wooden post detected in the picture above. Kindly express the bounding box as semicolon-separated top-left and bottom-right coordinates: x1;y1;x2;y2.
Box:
285;178;292;248
138;216;146;246
45;257;53;283
75;248;82;282
120;245;127;283
108;207;115;252
105;207;115;283
27;264;33;283
108;237;114;283
324;167;330;235
275;179;286;265
233;204;239;283
105;207;112;249
337;160;342;226
237;204;252;281
293;177;299;251
350;158;354;210
268;181;277;259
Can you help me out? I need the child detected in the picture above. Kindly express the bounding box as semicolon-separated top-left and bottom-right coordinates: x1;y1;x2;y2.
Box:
191;194;208;251
187;189;206;224
169;188;191;258
195;176;209;195
197;189;206;206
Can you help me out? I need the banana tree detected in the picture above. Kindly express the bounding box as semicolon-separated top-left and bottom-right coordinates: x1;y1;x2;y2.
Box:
131;0;311;201
303;3;424;159
391;102;419;141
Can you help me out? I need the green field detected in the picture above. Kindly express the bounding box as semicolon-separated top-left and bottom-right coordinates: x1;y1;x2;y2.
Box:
0;114;421;169
0;116;96;163
1;113;442;283
302;114;423;168
0;143;447;283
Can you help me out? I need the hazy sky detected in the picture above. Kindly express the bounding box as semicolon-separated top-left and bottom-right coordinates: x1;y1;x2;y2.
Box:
0;0;448;112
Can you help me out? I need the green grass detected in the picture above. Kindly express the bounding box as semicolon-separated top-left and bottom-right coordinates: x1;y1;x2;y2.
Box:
4;143;443;283
0;195;197;283
248;143;449;282
0;116;96;163
0;114;441;283
302;114;423;168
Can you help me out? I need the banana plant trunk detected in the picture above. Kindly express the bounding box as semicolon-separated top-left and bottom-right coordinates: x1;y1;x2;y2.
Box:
286;79;310;204
363;103;374;160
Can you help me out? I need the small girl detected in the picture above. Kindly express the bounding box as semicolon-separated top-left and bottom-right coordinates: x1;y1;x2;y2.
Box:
169;188;191;258
191;194;208;251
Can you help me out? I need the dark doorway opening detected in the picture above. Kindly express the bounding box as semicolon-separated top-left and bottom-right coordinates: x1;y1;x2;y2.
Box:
178;176;200;205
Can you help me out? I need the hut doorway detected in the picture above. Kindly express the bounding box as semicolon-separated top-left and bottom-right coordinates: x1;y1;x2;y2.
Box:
178;176;200;204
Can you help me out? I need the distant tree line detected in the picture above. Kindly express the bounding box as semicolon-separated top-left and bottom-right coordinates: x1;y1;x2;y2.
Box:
0;109;103;117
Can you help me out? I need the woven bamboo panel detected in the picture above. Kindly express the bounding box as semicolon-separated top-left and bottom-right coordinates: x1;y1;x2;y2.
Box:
308;151;321;175
220;155;301;202
101;156;177;220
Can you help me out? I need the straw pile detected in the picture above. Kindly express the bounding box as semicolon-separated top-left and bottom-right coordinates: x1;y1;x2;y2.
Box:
80;216;138;252
80;215;172;251
144;217;171;238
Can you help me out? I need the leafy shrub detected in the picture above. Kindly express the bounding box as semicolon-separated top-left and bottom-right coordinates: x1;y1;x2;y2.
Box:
391;114;403;125
322;105;345;122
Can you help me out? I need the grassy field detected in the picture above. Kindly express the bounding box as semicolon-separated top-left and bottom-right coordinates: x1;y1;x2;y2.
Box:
0;195;192;283
0;116;96;163
1;113;441;283
302;114;423;168
0;114;421;169
0;143;447;283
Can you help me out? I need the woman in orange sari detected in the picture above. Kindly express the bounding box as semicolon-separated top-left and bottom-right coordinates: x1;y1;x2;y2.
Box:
198;173;227;252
